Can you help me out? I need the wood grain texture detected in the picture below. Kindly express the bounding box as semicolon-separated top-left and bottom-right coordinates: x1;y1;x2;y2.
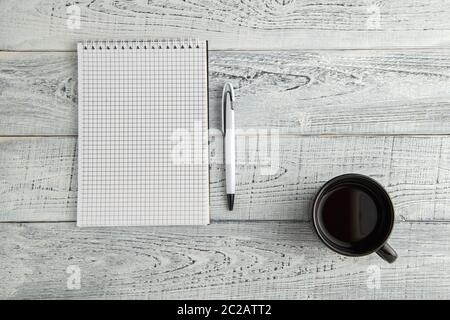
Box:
1;221;449;299
0;0;450;50
1;0;449;301
1;135;448;222
1;50;450;135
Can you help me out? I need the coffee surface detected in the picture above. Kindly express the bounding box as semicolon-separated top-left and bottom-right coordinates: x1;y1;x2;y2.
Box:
318;184;380;245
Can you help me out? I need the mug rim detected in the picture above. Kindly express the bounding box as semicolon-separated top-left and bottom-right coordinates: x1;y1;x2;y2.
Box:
312;173;395;257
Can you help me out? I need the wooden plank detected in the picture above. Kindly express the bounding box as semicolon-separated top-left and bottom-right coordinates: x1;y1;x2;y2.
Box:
1;50;450;135
1;135;448;222
1;221;449;299
0;0;449;50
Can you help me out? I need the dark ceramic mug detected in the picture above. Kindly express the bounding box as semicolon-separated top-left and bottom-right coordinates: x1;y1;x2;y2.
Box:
312;174;397;263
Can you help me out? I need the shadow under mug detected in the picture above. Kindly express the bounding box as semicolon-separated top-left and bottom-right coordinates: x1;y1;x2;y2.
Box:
312;174;397;263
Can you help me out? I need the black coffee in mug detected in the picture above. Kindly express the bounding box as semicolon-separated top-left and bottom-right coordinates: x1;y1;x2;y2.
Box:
312;174;397;263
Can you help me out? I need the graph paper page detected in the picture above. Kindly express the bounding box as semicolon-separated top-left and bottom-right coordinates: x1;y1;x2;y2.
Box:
77;40;209;226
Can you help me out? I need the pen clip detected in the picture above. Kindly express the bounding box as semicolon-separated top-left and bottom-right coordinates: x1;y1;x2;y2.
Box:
221;83;235;135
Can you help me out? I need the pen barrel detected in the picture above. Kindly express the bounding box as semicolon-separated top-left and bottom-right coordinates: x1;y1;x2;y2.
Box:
225;164;235;194
225;112;236;194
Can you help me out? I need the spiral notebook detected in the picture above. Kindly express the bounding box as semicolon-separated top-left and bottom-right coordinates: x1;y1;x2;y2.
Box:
77;40;210;226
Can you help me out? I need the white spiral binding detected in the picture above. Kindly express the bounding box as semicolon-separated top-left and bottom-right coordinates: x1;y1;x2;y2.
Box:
82;39;202;50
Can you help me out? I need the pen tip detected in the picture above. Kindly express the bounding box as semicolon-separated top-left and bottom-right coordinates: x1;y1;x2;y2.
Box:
227;194;235;211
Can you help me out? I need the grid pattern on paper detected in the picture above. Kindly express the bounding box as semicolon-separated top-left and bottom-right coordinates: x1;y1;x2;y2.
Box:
77;40;209;226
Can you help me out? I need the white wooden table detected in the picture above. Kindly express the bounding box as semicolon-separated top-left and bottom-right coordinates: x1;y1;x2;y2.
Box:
1;0;449;299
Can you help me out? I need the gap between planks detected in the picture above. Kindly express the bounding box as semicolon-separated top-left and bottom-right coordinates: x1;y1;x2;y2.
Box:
2;220;450;225
4;47;450;53
1;134;450;139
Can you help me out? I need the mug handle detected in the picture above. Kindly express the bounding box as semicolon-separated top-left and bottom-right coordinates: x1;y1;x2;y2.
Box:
376;243;397;263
